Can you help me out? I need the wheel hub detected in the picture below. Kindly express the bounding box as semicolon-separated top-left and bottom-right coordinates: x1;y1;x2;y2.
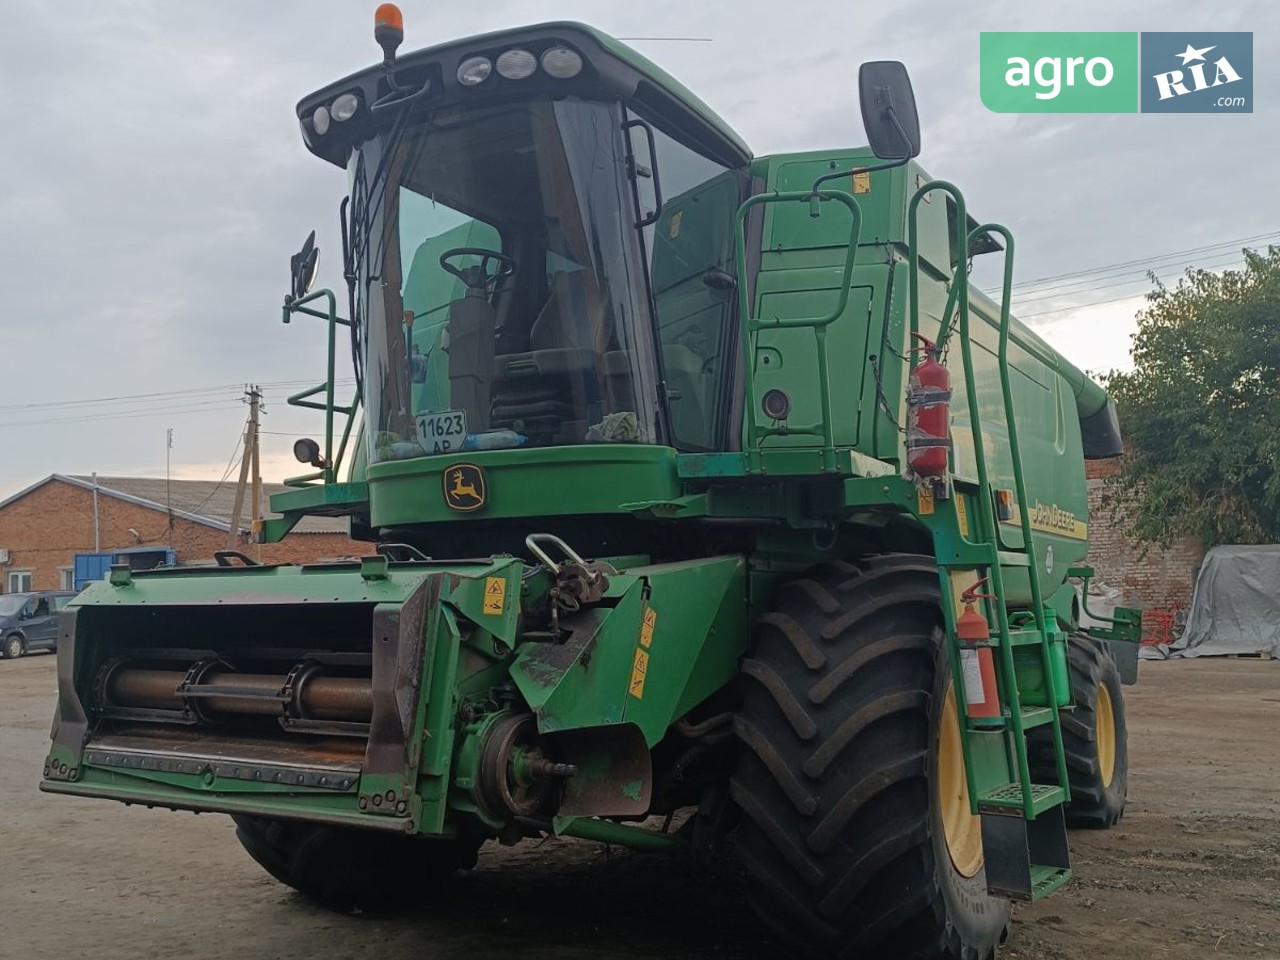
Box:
938;684;984;878
1096;682;1116;788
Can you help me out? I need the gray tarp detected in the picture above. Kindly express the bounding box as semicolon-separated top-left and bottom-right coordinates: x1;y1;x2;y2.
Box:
1174;545;1280;658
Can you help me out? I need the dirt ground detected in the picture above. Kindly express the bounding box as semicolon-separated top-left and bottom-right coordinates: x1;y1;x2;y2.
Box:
1;654;1277;960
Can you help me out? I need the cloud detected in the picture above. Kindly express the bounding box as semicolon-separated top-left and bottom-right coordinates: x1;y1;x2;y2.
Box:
2;0;1278;497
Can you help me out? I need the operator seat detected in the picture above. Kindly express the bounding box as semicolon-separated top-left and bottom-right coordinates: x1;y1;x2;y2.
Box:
491;270;635;443
445;288;495;432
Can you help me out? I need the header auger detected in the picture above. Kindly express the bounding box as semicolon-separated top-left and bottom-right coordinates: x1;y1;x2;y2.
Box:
43;7;1142;958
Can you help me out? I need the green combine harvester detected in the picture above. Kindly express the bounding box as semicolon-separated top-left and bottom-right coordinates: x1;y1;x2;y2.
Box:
42;7;1143;958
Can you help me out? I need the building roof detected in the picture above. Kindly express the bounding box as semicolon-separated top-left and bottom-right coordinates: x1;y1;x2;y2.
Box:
0;475;347;535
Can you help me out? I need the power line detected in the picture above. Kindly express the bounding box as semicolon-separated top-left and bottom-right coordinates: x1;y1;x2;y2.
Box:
1011;251;1246;308
1002;247;1258;302
184;430;247;517
1018;290;1155;321
0;378;355;419
983;230;1280;295
0;378;355;415
1015;254;1249;320
0;401;246;429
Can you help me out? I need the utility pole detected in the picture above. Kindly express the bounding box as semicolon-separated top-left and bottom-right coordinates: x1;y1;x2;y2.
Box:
166;427;174;549
250;387;263;562
227;386;262;551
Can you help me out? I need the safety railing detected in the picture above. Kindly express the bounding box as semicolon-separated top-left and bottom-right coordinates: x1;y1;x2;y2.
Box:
281;288;361;486
908;181;1069;818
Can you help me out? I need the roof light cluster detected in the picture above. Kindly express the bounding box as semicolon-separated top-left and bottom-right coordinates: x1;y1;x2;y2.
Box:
311;92;362;136
456;45;583;87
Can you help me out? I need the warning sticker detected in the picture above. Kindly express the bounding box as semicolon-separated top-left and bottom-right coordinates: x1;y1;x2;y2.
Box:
639;606;657;648
917;487;935;515
959;649;985;707
483;576;506;616
629;648;649;699
955;495;969;537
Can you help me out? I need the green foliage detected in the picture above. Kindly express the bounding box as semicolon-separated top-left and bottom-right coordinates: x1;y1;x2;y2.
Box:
1102;247;1280;547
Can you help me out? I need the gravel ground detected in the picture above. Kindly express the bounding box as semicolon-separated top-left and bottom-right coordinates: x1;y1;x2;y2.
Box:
1;653;1277;960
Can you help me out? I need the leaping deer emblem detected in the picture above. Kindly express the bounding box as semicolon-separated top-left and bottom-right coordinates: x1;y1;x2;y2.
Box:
450;469;480;502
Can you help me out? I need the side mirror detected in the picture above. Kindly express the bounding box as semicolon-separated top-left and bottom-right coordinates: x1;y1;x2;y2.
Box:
859;61;921;161
289;230;321;301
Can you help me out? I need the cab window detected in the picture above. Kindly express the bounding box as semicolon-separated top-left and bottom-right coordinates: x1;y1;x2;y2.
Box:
636;119;744;451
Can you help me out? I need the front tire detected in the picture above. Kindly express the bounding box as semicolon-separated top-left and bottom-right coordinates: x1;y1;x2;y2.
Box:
3;634;24;659
732;555;1009;960
231;815;480;912
1028;636;1128;828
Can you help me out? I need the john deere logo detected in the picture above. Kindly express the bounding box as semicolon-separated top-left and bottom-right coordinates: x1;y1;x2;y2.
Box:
443;463;486;512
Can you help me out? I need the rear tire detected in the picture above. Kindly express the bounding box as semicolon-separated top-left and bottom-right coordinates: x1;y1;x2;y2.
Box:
1028;636;1128;828
3;634;24;659
731;554;1010;960
232;815;481;912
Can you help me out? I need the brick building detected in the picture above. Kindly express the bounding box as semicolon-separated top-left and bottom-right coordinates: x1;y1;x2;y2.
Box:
0;475;366;594
1085;458;1204;613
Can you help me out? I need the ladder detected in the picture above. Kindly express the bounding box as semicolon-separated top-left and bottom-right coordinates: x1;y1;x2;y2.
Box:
908;181;1072;902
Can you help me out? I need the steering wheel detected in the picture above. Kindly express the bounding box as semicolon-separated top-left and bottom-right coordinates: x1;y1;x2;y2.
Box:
439;247;516;293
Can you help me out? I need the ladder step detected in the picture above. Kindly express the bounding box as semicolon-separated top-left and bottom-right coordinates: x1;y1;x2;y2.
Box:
997;550;1032;567
964;706;1054;734
1019;707;1055;729
978;782;1066;817
1029;864;1072;902
1006;628;1044;647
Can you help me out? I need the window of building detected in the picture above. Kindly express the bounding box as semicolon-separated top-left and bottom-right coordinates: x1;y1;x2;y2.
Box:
7;570;33;593
59;567;74;591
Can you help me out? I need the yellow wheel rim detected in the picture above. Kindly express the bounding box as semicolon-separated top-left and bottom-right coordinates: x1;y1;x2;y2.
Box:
938;684;983;878
1096;682;1116;788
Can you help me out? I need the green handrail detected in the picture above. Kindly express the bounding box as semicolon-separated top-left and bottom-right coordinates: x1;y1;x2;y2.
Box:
732;189;863;474
908;181;1046;818
974;221;1071;802
282;288;360;486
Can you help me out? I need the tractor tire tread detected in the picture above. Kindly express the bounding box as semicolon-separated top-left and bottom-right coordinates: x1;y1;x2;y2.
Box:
732;553;1008;960
1027;636;1128;829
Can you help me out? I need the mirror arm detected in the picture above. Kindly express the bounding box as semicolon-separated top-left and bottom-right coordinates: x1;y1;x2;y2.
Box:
886;105;913;154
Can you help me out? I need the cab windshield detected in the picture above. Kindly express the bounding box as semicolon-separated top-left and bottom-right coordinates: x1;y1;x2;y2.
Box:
349;96;742;462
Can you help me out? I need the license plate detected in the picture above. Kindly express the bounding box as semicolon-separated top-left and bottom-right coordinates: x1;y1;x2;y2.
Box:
416;409;467;454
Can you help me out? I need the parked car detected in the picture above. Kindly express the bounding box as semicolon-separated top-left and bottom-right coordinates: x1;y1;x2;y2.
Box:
0;591;76;659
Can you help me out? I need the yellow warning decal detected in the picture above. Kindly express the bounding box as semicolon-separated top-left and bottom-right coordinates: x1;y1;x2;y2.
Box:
955;495;969;537
629;648;649;699
852;170;871;194
483;576;506;616
917;487;935;516
639;606;657;648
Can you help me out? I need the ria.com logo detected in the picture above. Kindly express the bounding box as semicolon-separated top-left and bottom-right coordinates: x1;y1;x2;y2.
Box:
980;32;1252;113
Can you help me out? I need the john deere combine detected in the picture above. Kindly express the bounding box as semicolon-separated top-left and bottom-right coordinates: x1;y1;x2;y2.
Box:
42;8;1142;958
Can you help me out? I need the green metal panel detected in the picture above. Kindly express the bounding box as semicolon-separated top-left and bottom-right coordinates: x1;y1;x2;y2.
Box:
509;556;747;747
366;445;682;526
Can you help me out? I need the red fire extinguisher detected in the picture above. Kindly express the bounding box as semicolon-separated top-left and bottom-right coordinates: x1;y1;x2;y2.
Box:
956;577;1003;727
905;333;951;479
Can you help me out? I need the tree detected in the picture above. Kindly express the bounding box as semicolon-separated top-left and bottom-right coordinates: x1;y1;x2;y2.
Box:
1102;246;1280;547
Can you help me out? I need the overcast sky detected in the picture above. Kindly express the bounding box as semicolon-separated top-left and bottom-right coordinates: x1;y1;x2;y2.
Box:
1;0;1275;498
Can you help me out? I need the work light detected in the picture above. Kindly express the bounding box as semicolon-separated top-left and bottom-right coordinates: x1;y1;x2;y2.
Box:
311;105;331;135
331;93;360;121
495;49;537;79
457;56;493;86
541;46;583;79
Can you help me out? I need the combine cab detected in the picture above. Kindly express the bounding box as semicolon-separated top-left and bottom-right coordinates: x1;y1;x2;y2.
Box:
43;7;1142;958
